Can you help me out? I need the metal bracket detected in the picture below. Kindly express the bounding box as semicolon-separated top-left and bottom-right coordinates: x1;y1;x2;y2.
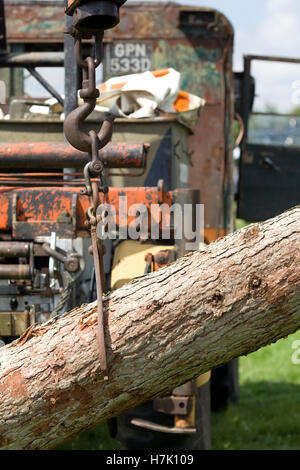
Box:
130;418;196;435
153;396;192;416
12;192;77;239
130;380;199;435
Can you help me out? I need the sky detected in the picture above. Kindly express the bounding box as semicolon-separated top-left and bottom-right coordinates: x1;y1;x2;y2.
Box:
26;0;300;112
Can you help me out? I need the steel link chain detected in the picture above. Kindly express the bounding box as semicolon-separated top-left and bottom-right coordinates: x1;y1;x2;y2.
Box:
64;33;111;379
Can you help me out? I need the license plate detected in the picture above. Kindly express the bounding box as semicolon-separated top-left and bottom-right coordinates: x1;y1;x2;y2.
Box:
105;42;153;78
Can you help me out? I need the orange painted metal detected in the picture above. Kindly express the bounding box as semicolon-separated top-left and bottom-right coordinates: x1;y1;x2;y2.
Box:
0;142;149;170
0;186;174;239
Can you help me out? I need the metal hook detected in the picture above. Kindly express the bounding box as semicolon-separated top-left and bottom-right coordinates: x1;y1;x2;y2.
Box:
64;105;114;153
65;34;113;153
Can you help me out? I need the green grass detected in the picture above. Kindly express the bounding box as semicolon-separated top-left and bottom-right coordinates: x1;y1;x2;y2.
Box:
212;332;300;450
235;218;250;230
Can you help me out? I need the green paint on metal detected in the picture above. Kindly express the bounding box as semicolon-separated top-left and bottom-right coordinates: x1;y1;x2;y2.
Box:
154;41;222;98
23;21;54;33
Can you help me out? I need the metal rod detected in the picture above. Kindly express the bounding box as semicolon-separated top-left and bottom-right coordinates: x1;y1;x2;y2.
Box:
0;264;32;280
251;111;300;118
42;243;66;264
91;224;108;380
244;54;300;64
27;67;64;106
0;142;149;169
0;241;30;257
0;52;64;68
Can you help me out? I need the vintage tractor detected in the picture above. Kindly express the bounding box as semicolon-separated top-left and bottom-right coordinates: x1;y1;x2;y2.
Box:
0;0;240;449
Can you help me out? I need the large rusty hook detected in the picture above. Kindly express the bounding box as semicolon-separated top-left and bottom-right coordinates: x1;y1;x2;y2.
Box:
64;53;114;153
64;105;114;153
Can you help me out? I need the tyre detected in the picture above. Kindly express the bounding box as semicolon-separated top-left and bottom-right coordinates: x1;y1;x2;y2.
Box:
116;382;211;450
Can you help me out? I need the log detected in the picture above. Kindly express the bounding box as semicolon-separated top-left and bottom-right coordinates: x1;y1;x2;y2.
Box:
0;207;299;450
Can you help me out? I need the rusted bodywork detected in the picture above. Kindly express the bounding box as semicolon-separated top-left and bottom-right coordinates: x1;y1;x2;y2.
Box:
4;1;64;44
0;185;177;239
0;0;236;447
104;3;234;233
0;1;235;303
2;2;234;236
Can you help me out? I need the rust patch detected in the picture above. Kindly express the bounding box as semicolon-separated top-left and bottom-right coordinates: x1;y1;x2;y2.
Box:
0;370;28;399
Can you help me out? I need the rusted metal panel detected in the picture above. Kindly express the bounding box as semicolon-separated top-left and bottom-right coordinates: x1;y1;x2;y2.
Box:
10;190;78;239
0;119;190;190
0;141;149;169
104;5;233;97
11;312;31;336
103;3;235;235
4;0;126;43
4;1;64;43
1;1;234;238
105;4;231;42
0;186;174;238
0;184;218;242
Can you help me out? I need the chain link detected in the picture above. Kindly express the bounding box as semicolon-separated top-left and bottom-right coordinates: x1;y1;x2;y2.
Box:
64;32;110;379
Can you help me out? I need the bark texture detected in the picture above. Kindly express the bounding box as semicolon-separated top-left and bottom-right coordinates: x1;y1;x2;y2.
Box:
0;207;299;450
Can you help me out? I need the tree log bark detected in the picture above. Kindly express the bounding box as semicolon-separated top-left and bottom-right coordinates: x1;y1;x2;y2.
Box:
0;207;299;450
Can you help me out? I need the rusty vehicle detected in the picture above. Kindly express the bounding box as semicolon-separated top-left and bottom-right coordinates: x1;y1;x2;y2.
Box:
0;0;240;450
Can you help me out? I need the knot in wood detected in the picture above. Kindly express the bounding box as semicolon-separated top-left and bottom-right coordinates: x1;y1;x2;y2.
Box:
212;290;223;304
249;276;262;290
